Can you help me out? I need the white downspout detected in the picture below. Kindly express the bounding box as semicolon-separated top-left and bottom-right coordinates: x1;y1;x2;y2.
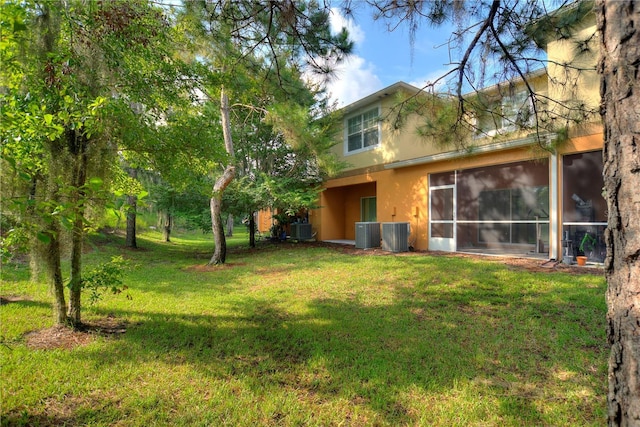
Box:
550;150;559;260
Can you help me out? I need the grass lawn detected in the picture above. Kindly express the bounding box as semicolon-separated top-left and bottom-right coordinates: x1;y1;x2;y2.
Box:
1;229;607;426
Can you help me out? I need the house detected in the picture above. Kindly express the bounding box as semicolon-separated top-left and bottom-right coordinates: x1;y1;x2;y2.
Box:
309;1;606;263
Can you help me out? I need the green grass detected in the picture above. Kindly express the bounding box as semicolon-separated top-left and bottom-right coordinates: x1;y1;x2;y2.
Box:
1;229;607;426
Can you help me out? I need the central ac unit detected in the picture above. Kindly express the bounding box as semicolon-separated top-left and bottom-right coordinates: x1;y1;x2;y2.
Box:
382;222;410;252
355;222;380;249
290;223;312;240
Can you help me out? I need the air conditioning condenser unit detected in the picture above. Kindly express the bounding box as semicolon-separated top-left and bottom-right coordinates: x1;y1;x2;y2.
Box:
290;223;312;240
382;222;410;252
355;222;380;249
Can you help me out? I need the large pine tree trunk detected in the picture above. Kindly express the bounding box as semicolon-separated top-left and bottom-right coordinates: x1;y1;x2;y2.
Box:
209;88;235;265
597;1;640;425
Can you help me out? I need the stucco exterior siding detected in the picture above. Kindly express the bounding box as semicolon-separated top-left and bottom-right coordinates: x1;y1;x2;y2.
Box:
311;3;603;259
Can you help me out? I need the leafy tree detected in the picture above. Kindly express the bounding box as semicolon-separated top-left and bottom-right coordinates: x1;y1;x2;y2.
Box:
1;0;192;326
178;0;352;265
350;0;638;423
146;177;212;240
223;83;344;247
136;101;224;243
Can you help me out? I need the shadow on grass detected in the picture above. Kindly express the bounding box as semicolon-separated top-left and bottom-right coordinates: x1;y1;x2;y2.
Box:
1;413;75;427
68;278;606;426
0;298;50;310
4;237;607;425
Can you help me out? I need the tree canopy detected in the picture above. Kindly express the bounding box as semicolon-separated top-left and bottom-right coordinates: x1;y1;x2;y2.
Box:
1;0;353;321
174;0;352;264
2;0;203;324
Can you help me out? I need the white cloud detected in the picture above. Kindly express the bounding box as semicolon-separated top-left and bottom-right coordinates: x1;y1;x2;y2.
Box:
324;56;383;107
314;8;381;107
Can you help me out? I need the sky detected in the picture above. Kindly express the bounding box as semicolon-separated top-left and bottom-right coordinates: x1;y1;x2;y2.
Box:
322;7;458;108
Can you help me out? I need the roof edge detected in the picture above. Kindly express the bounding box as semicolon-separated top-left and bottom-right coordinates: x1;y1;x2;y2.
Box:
340;81;422;114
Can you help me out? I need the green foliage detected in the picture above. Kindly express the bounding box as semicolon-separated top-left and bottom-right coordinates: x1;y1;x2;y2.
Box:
263;175;322;214
110;167;147;201
222;90;343;225
545;126;570;151
579;232;597;255
80;255;130;305
527;0;596;47
266;101;345;179
0;0;207;323
0;224;30;263
174;0;353;261
150;180;212;232
179;0;352;78
396;93;473;150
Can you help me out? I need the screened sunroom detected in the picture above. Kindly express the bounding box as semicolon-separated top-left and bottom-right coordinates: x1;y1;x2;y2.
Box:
429;159;550;257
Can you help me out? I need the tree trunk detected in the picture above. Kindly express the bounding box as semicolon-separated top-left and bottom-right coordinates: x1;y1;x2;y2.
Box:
67;219;83;326
45;223;68;326
210;197;227;264
42;160;67;326
125;168;138;249
226;213;234;237
126;193;138;248
249;213;256;248
162;211;172;242
68;130;89;326
597;1;640;425
208;88;236;265
27;176;42;282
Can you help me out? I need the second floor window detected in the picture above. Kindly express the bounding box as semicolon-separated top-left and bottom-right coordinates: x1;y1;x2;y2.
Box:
347;107;379;153
476;91;532;136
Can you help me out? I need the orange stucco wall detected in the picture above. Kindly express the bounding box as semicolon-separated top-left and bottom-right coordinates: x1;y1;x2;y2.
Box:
558;130;603;154
256;209;273;235
316;182;376;240
315;128;604;252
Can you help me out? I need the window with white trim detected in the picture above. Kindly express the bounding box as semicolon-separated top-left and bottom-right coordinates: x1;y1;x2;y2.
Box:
346;107;380;153
475;91;532;136
502;91;532;131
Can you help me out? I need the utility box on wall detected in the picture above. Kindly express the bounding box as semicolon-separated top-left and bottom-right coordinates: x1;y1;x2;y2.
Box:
382;222;410;252
355;222;380;249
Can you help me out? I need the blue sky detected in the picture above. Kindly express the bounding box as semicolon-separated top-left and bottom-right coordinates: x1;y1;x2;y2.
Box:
323;8;457;107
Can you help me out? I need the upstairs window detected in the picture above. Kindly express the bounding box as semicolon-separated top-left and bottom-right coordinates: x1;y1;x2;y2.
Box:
346;107;380;153
502;91;532;131
475;91;532;137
